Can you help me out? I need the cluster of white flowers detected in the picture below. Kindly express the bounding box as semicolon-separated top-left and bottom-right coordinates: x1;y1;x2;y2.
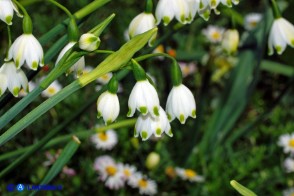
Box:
278;133;294;173
93;155;157;195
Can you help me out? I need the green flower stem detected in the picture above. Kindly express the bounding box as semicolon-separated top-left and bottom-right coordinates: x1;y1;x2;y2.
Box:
0;28;157;146
74;0;111;20
131;59;147;81
47;0;74;19
5;26;12;59
12;0;28;16
13;0;33;33
270;0;281;19
145;0;153;13
134;52;177;63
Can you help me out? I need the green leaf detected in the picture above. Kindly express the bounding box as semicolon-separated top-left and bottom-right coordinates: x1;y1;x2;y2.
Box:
260;60;294;77
29;136;80;196
230;180;257;196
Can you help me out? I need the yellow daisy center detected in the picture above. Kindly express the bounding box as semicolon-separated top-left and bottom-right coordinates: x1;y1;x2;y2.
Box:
48;87;56;95
101;74;110;81
106;166;117;176
289;139;294;148
211;32;221;40
184;169;197;179
138;179;148;188
124;169;131;177
290;193;294;196
98;133;108;141
249;21;258;28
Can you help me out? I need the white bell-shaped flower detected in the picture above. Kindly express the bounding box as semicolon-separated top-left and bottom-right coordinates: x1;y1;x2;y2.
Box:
166;84;196;124
0;61;28;97
55;41;85;77
7;34;44;70
0;0;21;25
97;91;120;125
268;18;294;55
127;79;160;118
155;0;190;25
134;107;173;141
128;12;156;46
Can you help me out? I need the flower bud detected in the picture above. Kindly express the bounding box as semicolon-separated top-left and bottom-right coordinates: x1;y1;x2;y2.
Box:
145;152;160;170
222;29;239;55
79;33;101;52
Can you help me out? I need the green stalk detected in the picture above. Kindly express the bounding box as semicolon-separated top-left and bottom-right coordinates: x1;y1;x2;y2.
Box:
0;28;157;146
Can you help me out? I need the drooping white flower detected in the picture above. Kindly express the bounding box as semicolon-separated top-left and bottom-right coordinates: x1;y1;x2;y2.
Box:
128;12;156;46
0;0;21;25
97;91;120;125
7;34;44;70
41;80;62;98
202;25;225;43
284;157;294;173
244;13;262;31
268;18;294;55
93;156;125;190
127;79;160;118
155;0;190;25
175;167;205;182
283;188;294;196
0;61;28;97
222;29;239;55
134;107;173;141
166;84;196;124
278;133;294;154
90;129;118;150
55;41;85;77
79;33;100;52
128;172;157;195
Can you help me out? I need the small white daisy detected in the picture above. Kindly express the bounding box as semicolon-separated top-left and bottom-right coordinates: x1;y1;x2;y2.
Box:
134;107;173;141
120;164;137;183
284;157;294;173
128;172;157;195
128;12;157;46
41;80;62;98
175;167;205;182
202;25;225;43
166;84;196;124
0;61;28;97
244;13;262;31
179;62;197;78
268;18;294;55
55;41;85;77
7;34;44;70
96;72;113;84
278;133;294;154
93;156;125;190
90;129;118;150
